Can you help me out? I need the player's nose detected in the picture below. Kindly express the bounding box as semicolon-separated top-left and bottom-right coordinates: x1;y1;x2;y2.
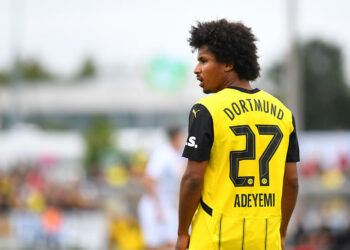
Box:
194;63;201;74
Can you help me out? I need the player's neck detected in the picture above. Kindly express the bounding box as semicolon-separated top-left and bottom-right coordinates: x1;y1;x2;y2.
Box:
223;76;253;90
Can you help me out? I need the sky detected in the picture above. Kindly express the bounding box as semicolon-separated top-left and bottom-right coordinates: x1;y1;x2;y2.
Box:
0;0;349;80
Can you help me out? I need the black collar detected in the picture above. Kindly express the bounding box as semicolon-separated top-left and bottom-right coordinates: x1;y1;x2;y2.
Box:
227;86;260;94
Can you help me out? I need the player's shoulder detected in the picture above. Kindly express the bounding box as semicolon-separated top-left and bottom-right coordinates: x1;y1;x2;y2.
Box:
154;143;173;155
194;92;226;112
257;90;295;128
196;93;217;105
186;95;216;124
148;144;172;167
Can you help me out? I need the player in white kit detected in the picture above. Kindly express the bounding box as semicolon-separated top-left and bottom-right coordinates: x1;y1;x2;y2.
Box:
138;127;185;249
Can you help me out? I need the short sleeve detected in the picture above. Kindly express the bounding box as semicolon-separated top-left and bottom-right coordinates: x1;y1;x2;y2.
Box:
286;115;300;162
182;103;214;161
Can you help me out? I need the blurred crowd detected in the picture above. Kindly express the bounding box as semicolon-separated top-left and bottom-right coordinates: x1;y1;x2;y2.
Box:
290;147;350;250
0;166;98;213
292;225;350;250
291;194;350;250
300;152;350;180
0;142;349;249
0;157;145;249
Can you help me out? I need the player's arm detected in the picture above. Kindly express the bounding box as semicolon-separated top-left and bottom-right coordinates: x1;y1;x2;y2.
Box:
280;115;300;248
142;149;166;220
143;175;156;195
177;103;213;250
280;162;299;242
177;160;207;239
142;175;163;219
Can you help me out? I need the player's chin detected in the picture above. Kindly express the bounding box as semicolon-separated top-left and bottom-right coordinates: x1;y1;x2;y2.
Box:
200;82;213;94
202;87;213;94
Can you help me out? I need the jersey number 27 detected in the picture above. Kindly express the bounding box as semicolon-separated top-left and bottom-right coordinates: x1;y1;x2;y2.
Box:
229;125;283;187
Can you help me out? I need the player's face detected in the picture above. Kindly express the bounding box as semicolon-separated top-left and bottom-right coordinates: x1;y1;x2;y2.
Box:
194;46;228;94
171;132;184;151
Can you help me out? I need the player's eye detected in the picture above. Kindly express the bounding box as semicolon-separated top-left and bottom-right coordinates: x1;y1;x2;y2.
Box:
198;57;207;63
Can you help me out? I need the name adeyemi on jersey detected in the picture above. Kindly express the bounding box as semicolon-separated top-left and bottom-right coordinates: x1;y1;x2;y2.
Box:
234;193;276;208
223;98;284;120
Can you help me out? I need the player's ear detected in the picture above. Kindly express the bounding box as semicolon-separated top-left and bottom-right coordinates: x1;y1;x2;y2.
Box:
224;62;234;72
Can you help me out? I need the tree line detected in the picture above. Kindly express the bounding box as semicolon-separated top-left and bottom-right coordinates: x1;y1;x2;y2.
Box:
267;39;350;130
0;57;97;84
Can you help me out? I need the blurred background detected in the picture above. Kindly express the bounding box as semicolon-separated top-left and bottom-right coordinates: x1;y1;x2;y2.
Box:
0;0;350;249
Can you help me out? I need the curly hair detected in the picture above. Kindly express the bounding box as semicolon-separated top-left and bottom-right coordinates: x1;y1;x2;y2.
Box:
188;19;260;81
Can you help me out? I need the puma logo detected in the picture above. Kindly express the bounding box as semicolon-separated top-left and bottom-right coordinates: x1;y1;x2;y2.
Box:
192;109;200;118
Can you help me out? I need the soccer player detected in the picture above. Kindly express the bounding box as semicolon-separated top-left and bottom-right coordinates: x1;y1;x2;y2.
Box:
176;19;299;250
138;127;185;250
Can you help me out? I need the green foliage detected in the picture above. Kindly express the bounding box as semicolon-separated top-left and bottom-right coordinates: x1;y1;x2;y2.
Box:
19;59;54;81
36;119;68;130
0;57;97;84
267;39;350;130
266;62;285;87
76;57;97;79
83;116;116;177
0;71;9;84
302;40;350;129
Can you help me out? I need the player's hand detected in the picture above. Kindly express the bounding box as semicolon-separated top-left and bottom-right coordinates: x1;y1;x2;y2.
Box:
281;236;285;250
175;234;190;250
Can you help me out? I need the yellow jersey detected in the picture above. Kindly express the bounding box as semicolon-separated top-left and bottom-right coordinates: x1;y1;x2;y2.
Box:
183;86;299;249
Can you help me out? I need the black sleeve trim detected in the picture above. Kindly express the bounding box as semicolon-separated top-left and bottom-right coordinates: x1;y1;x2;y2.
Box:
286;115;300;162
182;103;214;162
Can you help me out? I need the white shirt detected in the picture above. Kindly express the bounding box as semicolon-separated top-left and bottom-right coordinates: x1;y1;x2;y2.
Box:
145;143;185;210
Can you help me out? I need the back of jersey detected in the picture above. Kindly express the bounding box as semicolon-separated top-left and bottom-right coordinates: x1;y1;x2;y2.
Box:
185;86;298;249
